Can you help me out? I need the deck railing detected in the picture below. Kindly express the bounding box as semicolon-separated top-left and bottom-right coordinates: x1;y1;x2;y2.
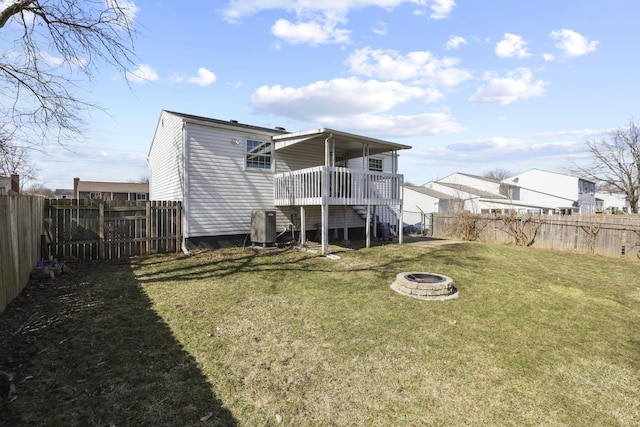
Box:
274;166;403;206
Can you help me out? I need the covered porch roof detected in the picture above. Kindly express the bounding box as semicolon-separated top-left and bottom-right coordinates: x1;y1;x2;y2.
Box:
272;128;411;158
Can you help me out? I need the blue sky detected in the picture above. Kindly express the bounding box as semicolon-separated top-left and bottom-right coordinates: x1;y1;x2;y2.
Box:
24;0;640;189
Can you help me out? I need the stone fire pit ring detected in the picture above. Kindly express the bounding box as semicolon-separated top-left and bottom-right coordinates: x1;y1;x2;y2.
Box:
391;272;458;301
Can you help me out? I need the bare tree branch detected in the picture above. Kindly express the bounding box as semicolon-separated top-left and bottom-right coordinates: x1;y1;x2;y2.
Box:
569;118;640;213
482;168;513;181
0;0;137;147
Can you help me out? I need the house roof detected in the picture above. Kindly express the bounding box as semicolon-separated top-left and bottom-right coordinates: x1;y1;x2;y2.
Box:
77;181;149;193
454;172;503;184
165;110;290;135
272;128;411;157
508;168;597;184
160;110;410;158
405;185;456;200
436;182;507;199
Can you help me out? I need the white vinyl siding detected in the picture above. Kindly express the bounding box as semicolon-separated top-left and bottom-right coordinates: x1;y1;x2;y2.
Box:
148;111;185;201
185;124;279;237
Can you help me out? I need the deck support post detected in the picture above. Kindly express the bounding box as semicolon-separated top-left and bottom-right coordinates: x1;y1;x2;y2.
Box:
300;205;306;247
321;135;332;255
343;206;348;242
373;205;378;239
365;204;371;249
398;202;404;245
399;176;404;244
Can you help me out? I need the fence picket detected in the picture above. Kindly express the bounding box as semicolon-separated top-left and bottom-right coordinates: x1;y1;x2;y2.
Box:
43;199;181;261
432;213;640;259
1;194;45;314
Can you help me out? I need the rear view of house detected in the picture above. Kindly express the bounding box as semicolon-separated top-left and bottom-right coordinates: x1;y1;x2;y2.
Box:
148;110;411;254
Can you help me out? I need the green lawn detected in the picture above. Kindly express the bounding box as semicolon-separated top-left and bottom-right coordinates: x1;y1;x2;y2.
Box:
129;242;640;426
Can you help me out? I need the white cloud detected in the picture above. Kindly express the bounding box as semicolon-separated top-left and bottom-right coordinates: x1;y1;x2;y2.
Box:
445;35;466;50
187;68;217;86
347;47;472;87
271;18;350;45
550;29;598;57
106;0;140;26
251;77;428;119
38;51;87;68
250;77;462;136
495;33;531;58
470;68;548;105
371;21;388;35
126;64;159;83
532;128;603;138
446;137;584;159
221;1;455;23
543;52;555;62
221;1;455;45
323;112;465;136
430;0;455;19
171;68;217;86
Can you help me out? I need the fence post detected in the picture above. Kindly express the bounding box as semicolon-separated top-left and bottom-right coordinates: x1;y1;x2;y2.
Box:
98;202;105;260
176;202;182;253
146;201;151;255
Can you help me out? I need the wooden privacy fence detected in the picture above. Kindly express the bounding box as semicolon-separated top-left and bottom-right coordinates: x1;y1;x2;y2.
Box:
1;194;45;314
44;199;182;260
432;213;640;259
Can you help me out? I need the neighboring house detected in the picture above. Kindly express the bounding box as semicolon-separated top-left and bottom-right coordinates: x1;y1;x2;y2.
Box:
73;177;149;201
422;180;508;213
503;169;597;214
0;175;10;192
148;110;411;254
407;171;578;216
0;174;19;194
596;192;630;213
403;185;457;233
437;172;505;194
53;189;74;199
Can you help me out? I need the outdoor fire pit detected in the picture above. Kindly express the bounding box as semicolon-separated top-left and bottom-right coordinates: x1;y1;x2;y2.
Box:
391;272;458;300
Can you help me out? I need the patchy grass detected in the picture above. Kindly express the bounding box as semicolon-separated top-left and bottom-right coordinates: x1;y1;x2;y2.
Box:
0;260;235;426
2;242;640;426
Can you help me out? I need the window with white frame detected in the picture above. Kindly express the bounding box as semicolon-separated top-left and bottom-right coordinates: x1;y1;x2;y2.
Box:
335;155;347;167
246;139;273;170
368;157;383;172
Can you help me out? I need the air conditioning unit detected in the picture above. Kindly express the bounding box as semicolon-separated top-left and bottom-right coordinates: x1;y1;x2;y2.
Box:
251;210;277;246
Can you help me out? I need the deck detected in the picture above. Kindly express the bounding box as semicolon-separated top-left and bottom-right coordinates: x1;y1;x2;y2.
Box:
273;166;403;207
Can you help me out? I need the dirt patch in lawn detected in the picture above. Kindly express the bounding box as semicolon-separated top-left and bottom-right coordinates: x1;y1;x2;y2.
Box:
0;260;236;426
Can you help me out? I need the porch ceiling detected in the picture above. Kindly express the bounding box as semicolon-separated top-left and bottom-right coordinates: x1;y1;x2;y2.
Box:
272;128;411;158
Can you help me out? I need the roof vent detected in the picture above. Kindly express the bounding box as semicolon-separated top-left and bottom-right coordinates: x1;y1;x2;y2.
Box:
230;119;238;124
275;126;286;131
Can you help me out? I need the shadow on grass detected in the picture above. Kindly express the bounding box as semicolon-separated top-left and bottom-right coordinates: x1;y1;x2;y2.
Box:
132;244;445;288
0;260;237;426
